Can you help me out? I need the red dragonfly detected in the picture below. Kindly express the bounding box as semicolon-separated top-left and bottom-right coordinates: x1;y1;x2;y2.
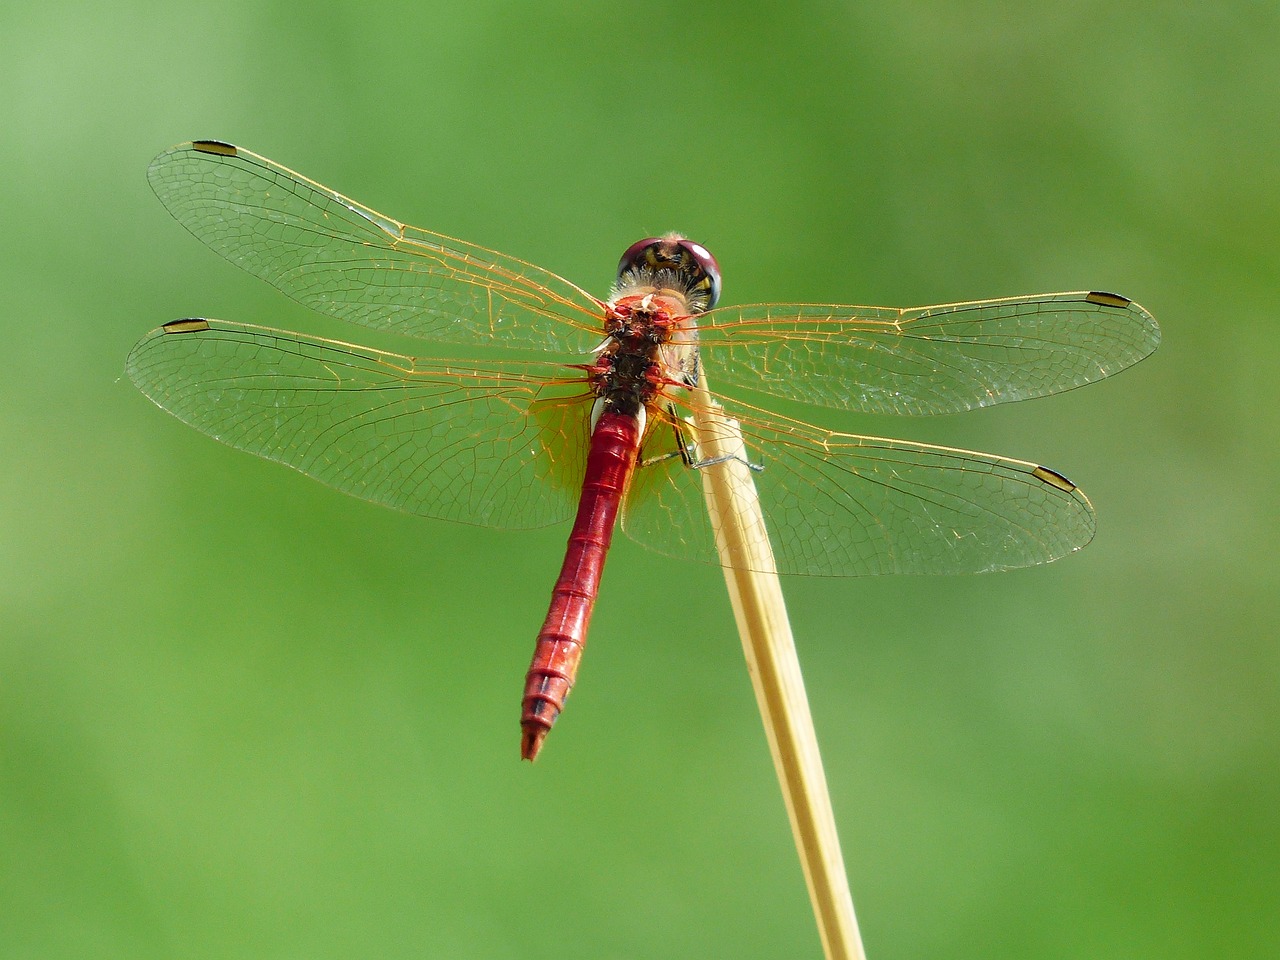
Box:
128;141;1160;760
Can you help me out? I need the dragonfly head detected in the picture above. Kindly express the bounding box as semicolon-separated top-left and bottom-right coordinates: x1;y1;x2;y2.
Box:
612;234;721;314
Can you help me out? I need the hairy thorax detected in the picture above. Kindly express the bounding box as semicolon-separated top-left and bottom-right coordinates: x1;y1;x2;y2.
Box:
589;292;700;420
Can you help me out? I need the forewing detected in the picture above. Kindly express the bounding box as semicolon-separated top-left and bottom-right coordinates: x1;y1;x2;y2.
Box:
697;292;1160;415
148;141;604;354
622;399;1095;577
127;319;591;529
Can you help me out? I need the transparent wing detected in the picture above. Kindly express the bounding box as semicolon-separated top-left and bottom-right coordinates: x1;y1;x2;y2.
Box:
697;291;1160;415
126;319;593;529
623;396;1095;577
147;141;605;354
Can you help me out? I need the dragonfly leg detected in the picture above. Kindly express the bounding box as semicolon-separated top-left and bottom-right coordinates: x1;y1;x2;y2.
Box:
679;410;764;471
688;451;764;472
639;405;763;472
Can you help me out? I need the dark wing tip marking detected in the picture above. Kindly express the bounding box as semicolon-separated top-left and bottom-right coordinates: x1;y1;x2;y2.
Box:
192;140;238;157
162;318;212;334
1032;465;1077;492
1085;291;1132;308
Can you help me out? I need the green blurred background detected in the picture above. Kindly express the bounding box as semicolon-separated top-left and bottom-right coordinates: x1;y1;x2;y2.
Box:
2;2;1275;957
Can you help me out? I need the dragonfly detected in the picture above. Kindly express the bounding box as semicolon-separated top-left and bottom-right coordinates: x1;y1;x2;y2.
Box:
128;140;1160;760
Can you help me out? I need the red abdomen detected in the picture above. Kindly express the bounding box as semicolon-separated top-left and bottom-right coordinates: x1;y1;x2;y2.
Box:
521;411;641;760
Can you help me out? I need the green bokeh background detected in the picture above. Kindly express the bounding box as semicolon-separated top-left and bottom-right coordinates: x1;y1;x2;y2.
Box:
3;2;1276;958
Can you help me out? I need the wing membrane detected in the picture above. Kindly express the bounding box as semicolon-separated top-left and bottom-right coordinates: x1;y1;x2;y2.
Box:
623;396;1095;577
698;292;1160;415
127;319;592;529
147;142;604;354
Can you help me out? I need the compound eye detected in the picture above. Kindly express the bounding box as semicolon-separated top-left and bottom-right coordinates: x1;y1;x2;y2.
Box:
676;239;722;309
616;237;666;279
615;235;722;311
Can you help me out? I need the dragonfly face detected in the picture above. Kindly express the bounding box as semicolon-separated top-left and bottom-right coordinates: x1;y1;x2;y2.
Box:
129;140;1159;758
613;233;722;313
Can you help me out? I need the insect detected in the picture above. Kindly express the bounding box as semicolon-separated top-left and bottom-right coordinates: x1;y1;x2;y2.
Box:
128;141;1160;759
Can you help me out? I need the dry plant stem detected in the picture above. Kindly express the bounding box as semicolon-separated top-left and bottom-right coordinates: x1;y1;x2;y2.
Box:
691;378;866;960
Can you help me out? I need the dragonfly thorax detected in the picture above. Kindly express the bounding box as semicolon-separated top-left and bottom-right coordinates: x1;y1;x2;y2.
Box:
591;293;697;419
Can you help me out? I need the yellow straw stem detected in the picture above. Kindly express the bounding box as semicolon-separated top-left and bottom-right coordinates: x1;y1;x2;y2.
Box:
692;378;866;960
